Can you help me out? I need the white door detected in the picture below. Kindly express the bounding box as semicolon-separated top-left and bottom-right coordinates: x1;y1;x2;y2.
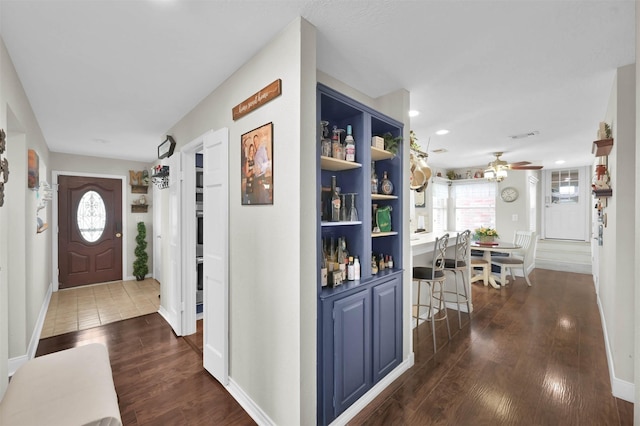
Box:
543;167;589;241
203;128;229;385
165;153;183;335
153;182;163;284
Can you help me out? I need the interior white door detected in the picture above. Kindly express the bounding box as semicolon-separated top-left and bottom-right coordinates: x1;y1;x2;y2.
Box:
153;183;163;284
203;128;229;385
165;153;183;335
543;167;588;241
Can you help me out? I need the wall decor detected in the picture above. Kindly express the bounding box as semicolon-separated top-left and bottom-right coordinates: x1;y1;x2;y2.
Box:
232;79;282;121
241;122;273;205
0;129;8;207
28;149;39;189
158;135;176;159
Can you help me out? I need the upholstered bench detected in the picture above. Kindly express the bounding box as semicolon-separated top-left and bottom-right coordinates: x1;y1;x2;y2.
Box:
0;343;122;426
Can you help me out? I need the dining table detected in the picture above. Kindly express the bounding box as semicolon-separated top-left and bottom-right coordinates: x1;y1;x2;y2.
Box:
469;240;522;289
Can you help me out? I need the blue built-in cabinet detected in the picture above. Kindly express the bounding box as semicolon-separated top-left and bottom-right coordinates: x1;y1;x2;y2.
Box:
316;84;403;425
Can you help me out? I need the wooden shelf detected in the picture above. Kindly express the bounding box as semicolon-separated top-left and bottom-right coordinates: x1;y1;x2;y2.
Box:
592;188;612;197
131;184;149;194
321;220;362;227
131;204;149;213
371;231;398;238
320;156;362;171
371;194;397;200
371;147;395;161
592;138;614;157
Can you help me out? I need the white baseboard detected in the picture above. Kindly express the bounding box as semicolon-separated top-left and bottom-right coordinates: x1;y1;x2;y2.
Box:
8;282;53;377
596;294;635;402
226;378;276;426
329;354;414;426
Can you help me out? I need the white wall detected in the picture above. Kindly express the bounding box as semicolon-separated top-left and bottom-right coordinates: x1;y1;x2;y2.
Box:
598;64;636;399
0;36;52;393
163;18;313;426
49;152;153;280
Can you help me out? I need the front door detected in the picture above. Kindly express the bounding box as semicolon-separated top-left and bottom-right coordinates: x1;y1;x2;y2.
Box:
543;167;589;241
58;175;123;288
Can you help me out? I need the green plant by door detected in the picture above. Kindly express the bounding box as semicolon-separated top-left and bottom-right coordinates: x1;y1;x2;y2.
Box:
133;221;148;280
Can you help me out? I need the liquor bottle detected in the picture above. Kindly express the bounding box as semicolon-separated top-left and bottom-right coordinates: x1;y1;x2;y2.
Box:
371;255;378;274
345;125;355;162
337;237;346;281
371;161;378;194
321;244;328;287
354;256;360;280
320;120;332;157
347;256;355;281
379;253;386;271
381;171;394;195
387;255;394;269
331;176;341;222
332;126;344;160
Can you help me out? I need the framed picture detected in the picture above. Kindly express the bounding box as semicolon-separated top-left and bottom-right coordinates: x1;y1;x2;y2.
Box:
241;122;273;205
414;189;426;207
28;149;39;189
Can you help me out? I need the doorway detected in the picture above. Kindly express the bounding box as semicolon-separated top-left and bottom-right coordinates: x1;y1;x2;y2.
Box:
57;175;123;288
542;167;590;241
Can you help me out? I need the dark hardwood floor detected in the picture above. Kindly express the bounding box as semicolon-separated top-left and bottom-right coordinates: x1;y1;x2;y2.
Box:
36;269;632;425
350;269;634;425
36;314;255;425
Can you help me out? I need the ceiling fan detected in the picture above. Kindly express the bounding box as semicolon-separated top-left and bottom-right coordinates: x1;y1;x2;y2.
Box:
484;152;542;182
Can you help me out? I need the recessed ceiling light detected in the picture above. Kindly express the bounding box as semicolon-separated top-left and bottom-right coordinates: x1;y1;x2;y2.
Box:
435;129;449;135
555;160;566;165
409;110;420;117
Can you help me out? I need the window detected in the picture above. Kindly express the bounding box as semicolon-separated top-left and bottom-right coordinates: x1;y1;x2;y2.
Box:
77;190;106;242
453;181;496;231
431;181;448;234
550;169;579;204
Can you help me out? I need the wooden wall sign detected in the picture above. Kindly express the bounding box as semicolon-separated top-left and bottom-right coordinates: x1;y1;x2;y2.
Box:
232;79;282;121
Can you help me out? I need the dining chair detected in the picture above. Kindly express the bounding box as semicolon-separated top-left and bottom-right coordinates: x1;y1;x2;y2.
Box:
442;229;472;329
412;233;451;353
491;230;537;286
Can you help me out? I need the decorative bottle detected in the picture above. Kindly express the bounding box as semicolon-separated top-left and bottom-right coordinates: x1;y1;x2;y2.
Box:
321;244;328;287
371;161;378;194
381;171;394;195
320;120;332;157
347;256;355;281
345;125;355;162
354;256;360;280
331;176;341;222
371;255;378;275
337;237;346;281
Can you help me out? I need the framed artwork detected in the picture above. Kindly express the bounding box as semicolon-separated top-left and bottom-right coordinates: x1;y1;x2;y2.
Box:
241;122;273;205
28;149;39;189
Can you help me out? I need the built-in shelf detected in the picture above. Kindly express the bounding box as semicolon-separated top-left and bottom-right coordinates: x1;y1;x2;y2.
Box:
321;220;362;227
371;147;395;161
131;204;149;213
371;194;397;200
320;156;362;171
592;189;612;198
371;231;398;238
131;184;149;194
592;138;614;157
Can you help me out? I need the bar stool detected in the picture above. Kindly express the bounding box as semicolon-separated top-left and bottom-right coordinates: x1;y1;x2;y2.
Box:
442;229;472;329
412;233;451;353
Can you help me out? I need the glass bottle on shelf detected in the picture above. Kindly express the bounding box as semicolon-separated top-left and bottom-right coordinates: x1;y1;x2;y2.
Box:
381;171;394;195
321;244;328;287
340;194;347;222
371;161;378;194
332;126;345;160
331;176;341;222
371;255;378;275
349;193;358;222
337;237;346;281
321;120;332;157
354;256;360;280
345;124;355;162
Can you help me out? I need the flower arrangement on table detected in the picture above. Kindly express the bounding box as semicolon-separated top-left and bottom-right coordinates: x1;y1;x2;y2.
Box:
474;227;499;243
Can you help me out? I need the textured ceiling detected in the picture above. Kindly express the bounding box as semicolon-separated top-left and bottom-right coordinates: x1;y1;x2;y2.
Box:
0;0;635;169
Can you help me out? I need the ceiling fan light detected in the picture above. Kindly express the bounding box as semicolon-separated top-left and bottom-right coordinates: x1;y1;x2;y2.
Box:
484;169;495;180
497;168;508;179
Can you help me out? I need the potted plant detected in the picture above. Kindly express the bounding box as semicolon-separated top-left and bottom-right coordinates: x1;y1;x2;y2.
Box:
382;132;402;154
474;226;499;243
133;221;149;281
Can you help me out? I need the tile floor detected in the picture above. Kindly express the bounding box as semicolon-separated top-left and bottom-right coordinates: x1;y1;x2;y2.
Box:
41;278;160;338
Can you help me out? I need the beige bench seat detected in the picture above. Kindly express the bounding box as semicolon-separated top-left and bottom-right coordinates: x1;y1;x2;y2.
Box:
0;343;121;426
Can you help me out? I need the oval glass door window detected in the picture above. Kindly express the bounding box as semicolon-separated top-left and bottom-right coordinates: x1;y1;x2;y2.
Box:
77;190;106;242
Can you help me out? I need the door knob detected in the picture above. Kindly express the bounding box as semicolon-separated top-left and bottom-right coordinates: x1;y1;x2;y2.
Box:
115;232;122;238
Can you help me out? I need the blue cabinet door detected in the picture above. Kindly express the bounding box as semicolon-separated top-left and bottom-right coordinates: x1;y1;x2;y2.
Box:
333;289;371;417
372;276;402;383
